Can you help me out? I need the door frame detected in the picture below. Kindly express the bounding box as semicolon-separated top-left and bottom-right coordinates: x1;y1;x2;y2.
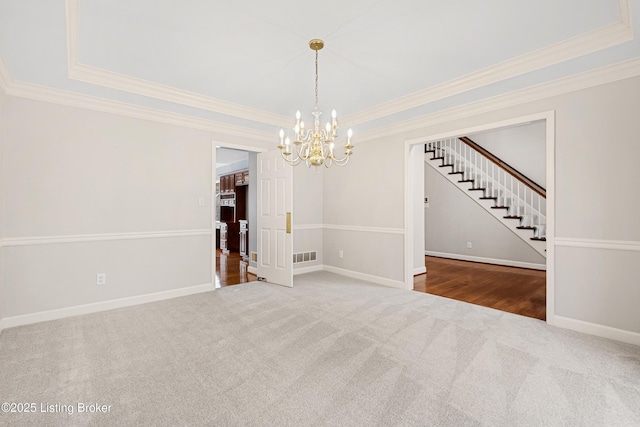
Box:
211;141;268;289
403;111;556;324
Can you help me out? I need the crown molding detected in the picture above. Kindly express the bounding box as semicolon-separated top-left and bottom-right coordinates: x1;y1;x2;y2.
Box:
64;0;289;129
357;56;640;143
2;71;274;147
65;0;633;130
344;0;634;127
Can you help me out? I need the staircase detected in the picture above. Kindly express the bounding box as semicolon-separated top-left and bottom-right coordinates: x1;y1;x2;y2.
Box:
425;137;546;258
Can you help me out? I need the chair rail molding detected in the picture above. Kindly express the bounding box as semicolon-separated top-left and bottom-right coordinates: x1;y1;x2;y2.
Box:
1;229;213;247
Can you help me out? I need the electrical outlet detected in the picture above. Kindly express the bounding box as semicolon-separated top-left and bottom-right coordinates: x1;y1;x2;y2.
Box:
467;242;472;249
339;250;344;258
96;273;106;286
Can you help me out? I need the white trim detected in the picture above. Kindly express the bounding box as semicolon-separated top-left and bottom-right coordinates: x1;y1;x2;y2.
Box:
0;319;4;336
63;1;633;130
323;224;404;234
6;81;274;147
1;229;212;247
292;224;324;231
247;265;257;275
293;264;324;275
0;50;272;150
413;266;427;276
211;141;217;293
545;111;556;325
345;3;632;126
293;224;404;234
425;251;546;271
555;237;640;252
551;315;640;347
2;283;214;329
358;57;640;144
64;0;288;129
323;265;405;290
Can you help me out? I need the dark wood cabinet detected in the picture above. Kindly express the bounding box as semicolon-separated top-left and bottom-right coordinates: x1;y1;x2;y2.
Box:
218;169;249;254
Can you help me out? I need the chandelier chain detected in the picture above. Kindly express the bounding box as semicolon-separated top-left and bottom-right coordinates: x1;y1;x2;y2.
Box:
315;49;319;112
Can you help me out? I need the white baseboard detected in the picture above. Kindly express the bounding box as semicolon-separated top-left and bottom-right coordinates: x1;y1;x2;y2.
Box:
247;265;257;275
414;266;427;275
0;318;4;336
2;283;214;329
293;264;324;275
425;251;546;271
551;315;640;347
323;265;406;290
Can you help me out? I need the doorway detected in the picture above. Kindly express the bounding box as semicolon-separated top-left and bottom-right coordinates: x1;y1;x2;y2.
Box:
215;146;256;287
404;111;555;322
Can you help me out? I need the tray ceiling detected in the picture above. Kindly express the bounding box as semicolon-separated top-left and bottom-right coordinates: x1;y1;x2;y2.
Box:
0;0;637;144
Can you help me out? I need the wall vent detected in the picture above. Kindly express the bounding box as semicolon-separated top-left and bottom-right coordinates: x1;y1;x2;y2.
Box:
293;251;317;264
250;251;258;263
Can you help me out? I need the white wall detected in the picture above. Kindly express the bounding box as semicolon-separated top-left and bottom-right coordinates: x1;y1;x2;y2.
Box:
293;165;323;271
1;95;215;321
469;121;547;187
0;89;6;329
424;164;546;266
410;145;425;275
323;74;640;338
323;137;405;285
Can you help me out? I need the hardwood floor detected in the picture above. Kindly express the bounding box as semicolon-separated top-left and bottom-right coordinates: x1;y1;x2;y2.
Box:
414;256;546;320
216;251;545;320
215;249;256;288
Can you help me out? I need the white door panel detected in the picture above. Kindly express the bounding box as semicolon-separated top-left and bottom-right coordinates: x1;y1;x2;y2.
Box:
257;150;293;287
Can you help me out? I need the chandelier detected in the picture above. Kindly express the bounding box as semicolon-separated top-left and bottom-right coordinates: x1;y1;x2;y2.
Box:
278;39;353;168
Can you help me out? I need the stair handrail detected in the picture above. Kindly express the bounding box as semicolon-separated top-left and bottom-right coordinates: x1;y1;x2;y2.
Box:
458;137;546;198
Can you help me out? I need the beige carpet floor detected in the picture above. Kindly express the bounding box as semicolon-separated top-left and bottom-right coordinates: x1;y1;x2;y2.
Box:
0;271;639;426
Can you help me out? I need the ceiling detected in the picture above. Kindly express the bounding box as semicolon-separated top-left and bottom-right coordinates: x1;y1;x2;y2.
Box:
216;147;248;169
0;1;638;148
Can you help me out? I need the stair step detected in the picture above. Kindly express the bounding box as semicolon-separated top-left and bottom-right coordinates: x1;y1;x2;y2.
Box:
531;237;546;241
458;179;474;183
431;156;445;160
439;164;454;168
468;188;486;191
504;215;523;219
491;206;510;210
479;196;497;200
448;171;464;175
516;226;536;230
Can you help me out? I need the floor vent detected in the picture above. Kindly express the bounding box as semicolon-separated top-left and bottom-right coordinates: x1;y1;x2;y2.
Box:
293;251;317;264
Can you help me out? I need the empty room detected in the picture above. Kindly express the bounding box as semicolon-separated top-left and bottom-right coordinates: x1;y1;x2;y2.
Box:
1;1;639;425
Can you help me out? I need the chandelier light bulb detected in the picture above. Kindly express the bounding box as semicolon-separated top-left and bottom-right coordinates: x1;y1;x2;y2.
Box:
296;110;301;120
331;109;336;119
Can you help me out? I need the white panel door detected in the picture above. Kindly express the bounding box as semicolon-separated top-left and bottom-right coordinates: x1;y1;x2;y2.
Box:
257;149;293;287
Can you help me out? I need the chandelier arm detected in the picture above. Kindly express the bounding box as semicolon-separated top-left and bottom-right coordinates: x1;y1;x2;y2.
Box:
281;151;303;166
331;156;350;166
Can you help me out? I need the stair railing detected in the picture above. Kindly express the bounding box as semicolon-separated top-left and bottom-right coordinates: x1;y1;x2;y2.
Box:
426;137;547;238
